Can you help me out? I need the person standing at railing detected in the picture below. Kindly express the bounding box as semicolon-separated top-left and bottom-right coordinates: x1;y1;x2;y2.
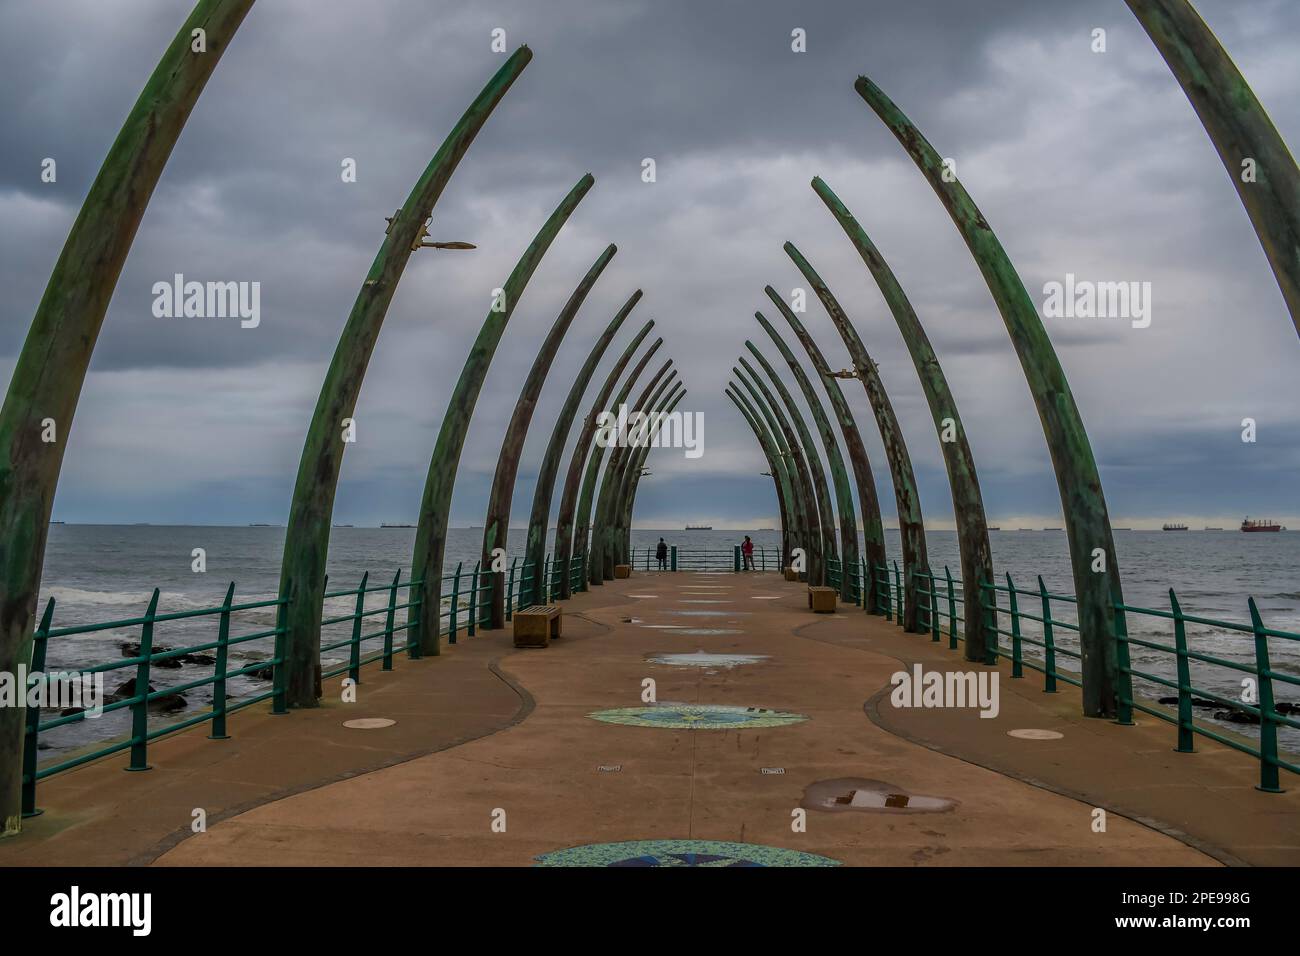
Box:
656;537;668;571
741;535;755;571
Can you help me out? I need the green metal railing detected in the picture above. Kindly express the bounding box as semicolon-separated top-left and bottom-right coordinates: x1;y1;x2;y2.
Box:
883;567;1300;793
658;547;776;571
19;552;593;817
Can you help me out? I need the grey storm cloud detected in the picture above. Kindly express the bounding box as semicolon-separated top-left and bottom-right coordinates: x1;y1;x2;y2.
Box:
0;0;1297;528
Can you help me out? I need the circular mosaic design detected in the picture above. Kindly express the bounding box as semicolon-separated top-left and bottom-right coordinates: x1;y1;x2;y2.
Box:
535;839;839;867
588;703;807;730
646;651;769;668
1007;728;1064;740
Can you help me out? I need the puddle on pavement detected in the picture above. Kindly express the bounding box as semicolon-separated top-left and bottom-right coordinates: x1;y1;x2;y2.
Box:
626;594;660;598
676;628;743;636
639;624;686;629
751;596;783;600
802;777;956;814
646;651;769;668
680;599;732;604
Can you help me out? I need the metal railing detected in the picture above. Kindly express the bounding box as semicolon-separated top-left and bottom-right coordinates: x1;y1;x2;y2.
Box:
19;552;591;817
881;566;1300;793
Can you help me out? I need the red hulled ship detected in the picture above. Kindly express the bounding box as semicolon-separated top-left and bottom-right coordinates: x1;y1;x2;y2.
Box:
1241;517;1284;532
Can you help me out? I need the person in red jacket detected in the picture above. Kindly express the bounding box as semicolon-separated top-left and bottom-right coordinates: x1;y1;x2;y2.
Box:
741;535;755;571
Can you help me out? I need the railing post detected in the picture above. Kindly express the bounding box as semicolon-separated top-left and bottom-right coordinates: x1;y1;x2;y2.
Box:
126;589;160;772
348;571;368;685
468;561;480;637
1112;585;1135;726
927;569;939;641
893;561;903;628
1038;575;1057;694
981;574;998;666
449;561;463;644
382;569;401;671
271;582;289;715
880;563;892;622
1006;574;1023;679
21;597;55;818
1249;598;1283;793
507;558;518;617
670;545;678;571
209;582;236;739
1169;589;1193;753
945;566;957;650
734;545;741;573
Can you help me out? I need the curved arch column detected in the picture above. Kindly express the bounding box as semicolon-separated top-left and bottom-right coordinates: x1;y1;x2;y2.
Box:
726;387;793;561
553;324;657;598
754;314;860;601
744;345;839;585
0;0;258;835
763;286;887;611
525;292;643;604
620;386;689;560
480;244;617;628
1127;0;1300;337
734;362;820;583
811;178;995;661
409;173;594;657
593;366;679;580
855;74;1126;716
783;242;929;632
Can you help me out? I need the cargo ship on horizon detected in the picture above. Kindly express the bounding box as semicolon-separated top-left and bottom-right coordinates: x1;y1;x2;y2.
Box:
1241;517;1285;532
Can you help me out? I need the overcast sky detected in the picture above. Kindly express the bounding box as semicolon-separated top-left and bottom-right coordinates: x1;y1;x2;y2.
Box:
2;0;1298;530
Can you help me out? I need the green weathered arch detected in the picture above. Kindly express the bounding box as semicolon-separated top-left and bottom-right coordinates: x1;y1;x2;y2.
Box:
409;173;594;655
753;314;859;600
854;74;1126;716
1127;0;1300;338
525;292;643;604
726;387;793;560
278;48;535;704
553;325;656;598
621;387;688;558
763;286;887;611
734;361;821;583
593;367;679;580
744;344;839;584
579;357;672;586
784;241;929;632
0;0;256;834
811;177;995;661
480;243;617;628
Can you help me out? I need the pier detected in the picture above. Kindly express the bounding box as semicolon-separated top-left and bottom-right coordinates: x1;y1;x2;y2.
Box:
3;567;1295;867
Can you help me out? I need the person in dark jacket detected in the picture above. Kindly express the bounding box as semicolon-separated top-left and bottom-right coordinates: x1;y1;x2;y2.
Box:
656;538;668;571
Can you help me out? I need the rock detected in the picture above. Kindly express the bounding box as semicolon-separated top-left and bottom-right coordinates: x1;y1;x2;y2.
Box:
1212;709;1259;725
119;642;215;667
1156;695;1217;708
244;660;274;681
109;677;186;713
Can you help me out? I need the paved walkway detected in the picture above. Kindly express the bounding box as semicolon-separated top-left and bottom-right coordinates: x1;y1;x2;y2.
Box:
6;571;1294;866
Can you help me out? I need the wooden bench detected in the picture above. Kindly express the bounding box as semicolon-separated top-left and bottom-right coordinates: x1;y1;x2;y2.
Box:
784;567;801;582
513;604;562;648
808;585;837;613
613;564;631;579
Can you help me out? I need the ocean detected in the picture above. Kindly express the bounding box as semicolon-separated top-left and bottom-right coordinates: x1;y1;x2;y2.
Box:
30;524;1300;760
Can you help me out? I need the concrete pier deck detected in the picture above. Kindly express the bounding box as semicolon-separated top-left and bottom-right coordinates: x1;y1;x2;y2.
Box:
3;571;1296;867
